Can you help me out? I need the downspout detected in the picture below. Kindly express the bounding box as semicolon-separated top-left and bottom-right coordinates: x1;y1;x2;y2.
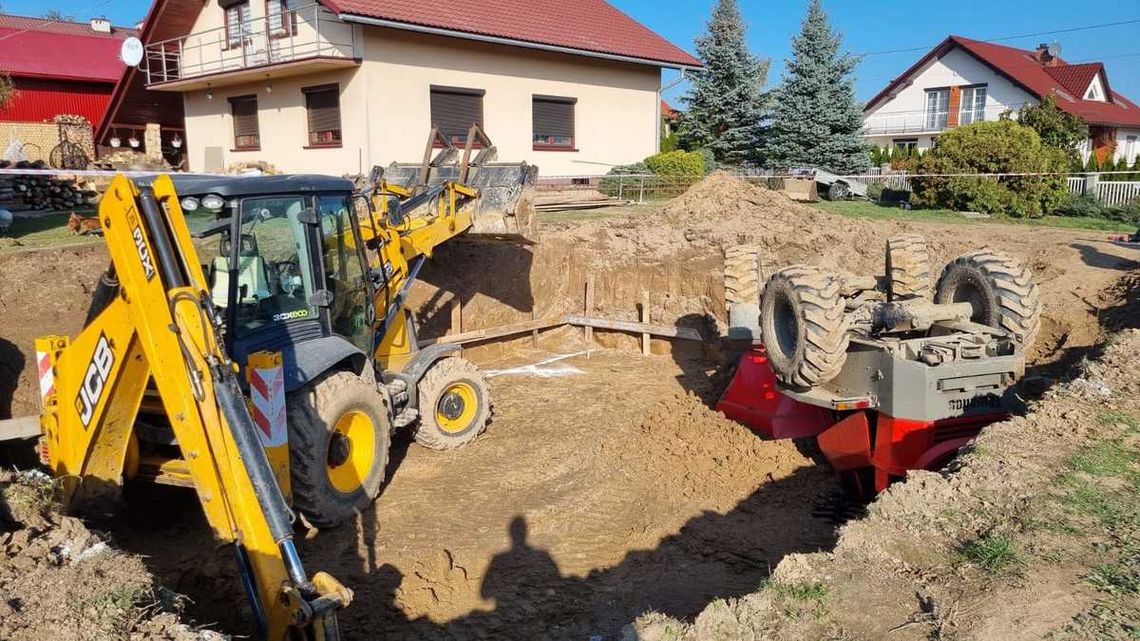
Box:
657;68;691;152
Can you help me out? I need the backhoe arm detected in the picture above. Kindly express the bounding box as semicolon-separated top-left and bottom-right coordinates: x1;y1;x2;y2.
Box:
38;175;350;639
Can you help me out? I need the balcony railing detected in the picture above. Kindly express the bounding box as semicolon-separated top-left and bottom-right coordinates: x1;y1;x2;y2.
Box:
144;3;357;86
862;106;1010;137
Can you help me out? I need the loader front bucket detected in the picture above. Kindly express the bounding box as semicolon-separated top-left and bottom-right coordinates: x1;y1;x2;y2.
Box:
777;176;818;202
382;161;539;242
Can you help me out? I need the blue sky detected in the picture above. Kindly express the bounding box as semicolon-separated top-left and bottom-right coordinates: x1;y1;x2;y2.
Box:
5;0;1139;103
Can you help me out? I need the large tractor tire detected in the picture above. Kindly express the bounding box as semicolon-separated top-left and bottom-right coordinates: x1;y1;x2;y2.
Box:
934;250;1041;348
286;369;390;528
886;234;932;301
724;245;763;307
414;357;491;451
760;266;851;389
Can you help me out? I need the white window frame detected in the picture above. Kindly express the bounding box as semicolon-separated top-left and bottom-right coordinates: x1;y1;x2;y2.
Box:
925;89;950;131
959;85;987;125
1125;135;1138;164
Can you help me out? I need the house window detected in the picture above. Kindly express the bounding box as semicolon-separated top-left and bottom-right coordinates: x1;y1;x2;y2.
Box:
893;138;919;154
1126;136;1138;163
223;1;251;49
229;95;260;150
267;0;297;38
959;85;987;125
532;95;576;150
925;89;949;130
1085;77;1105;102
304;84;342;147
430;86;484;145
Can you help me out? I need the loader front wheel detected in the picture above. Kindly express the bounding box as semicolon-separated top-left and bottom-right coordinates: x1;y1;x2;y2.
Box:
760;266;850;389
414;357;490;450
724;245;763;307
287;370;390;528
934;250;1041;348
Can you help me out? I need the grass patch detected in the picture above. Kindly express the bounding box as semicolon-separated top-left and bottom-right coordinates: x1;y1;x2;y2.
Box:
961;533;1021;574
0;211;101;253
766;580;829;603
1097;411;1140;433
1069;440;1136;478
1087;556;1140;596
810;200;1134;232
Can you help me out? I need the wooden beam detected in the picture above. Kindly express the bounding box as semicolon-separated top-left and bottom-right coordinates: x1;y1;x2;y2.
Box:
583;276;595;352
0;416;40;441
565;315;704;341
418;317;566;347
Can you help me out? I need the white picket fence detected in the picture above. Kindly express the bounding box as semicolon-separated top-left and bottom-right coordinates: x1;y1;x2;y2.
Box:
1090;181;1140;207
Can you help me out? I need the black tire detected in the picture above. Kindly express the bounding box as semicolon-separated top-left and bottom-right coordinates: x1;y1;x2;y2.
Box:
286;370;390;528
826;182;849;201
886;234;932;301
760;266;850;389
414;357;491;451
724;245;763;307
934;250;1041;348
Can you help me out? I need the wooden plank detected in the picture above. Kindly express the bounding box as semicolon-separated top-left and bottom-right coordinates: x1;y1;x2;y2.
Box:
0;416;40;441
449;298;462;335
531;308;539;348
565;315;703;341
640;292;650;356
418;317;566;347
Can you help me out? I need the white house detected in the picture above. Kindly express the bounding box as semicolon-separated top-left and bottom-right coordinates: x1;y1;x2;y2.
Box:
863;36;1140;165
100;0;700;176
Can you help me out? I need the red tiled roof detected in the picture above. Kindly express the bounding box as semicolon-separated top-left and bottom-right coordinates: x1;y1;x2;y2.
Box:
866;35;1140;128
0;14;135;83
661;99;679;119
320;0;701;67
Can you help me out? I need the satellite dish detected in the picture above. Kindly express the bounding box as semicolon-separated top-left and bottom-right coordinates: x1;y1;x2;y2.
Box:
121;36;144;67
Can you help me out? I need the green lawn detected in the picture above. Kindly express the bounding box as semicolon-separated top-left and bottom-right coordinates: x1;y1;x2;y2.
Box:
0;211;103;254
811;200;1136;233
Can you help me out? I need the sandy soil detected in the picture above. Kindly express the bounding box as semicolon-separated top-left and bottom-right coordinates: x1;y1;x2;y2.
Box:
0;175;1137;640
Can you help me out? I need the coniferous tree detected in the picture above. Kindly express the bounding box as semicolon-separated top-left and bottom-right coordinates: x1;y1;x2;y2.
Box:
677;0;770;164
762;0;869;172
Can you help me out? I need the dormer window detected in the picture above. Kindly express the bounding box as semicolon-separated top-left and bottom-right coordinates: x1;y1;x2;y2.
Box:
1084;74;1107;102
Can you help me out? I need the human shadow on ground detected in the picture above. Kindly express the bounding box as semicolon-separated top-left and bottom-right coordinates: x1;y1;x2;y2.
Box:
1069;242;1139;271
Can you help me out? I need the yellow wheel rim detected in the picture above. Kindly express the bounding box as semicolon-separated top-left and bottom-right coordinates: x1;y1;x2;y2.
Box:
435;382;478;434
326;409;376;494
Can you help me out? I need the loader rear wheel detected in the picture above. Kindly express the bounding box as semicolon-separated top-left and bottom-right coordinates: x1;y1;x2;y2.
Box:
724;245;763;307
414;357;490;451
760;266;850;389
934;250;1041;348
287;370;390;528
886;234;932;301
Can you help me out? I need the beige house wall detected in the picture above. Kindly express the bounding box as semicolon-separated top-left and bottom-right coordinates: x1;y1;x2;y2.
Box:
181;18;662;176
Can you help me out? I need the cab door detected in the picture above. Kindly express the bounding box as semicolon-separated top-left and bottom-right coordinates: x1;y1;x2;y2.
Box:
316;194;373;353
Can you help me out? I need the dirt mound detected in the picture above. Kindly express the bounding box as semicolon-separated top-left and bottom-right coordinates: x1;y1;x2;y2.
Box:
0;472;213;641
659;171;787;222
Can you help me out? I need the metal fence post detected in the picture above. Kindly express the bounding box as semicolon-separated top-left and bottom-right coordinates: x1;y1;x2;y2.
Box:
638;175;646;203
618;175;625;201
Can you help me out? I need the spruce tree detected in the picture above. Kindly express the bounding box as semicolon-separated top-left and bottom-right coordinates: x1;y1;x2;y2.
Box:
761;0;869;172
677;0;770;164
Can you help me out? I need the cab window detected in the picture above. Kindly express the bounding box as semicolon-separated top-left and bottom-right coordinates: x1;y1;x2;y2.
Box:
318;195;370;351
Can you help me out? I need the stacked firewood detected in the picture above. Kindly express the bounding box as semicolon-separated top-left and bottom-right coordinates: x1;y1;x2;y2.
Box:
0;160;100;212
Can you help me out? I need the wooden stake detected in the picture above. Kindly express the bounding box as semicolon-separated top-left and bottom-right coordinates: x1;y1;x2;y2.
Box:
449;297;462;336
531;307;539;348
583;276;594;356
640;291;650;356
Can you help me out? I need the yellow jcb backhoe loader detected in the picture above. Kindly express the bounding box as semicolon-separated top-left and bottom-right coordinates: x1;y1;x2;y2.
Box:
102;126;537;531
36;174;350;640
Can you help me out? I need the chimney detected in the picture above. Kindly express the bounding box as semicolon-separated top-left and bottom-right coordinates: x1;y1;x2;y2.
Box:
89;16;112;33
1036;41;1062;66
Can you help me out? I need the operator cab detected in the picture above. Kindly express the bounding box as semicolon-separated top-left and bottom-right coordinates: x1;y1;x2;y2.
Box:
158;174;375;383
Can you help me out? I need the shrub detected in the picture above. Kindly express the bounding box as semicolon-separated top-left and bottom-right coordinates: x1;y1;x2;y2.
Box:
1054;193;1103;218
911;120;1069;218
866;182;884;201
644;150;706;176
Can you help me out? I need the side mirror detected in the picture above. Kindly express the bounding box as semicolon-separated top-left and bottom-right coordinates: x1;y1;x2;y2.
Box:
297;207;319;225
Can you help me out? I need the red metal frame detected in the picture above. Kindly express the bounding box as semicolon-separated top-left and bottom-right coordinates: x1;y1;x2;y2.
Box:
718;347;1006;494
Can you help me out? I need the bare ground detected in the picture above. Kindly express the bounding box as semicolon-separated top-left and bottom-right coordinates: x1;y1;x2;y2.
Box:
0;175;1137;639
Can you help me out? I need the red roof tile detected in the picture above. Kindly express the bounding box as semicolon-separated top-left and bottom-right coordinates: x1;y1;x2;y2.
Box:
661;99;679;118
320;0;701;67
866;35;1140;128
0;14;135;83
